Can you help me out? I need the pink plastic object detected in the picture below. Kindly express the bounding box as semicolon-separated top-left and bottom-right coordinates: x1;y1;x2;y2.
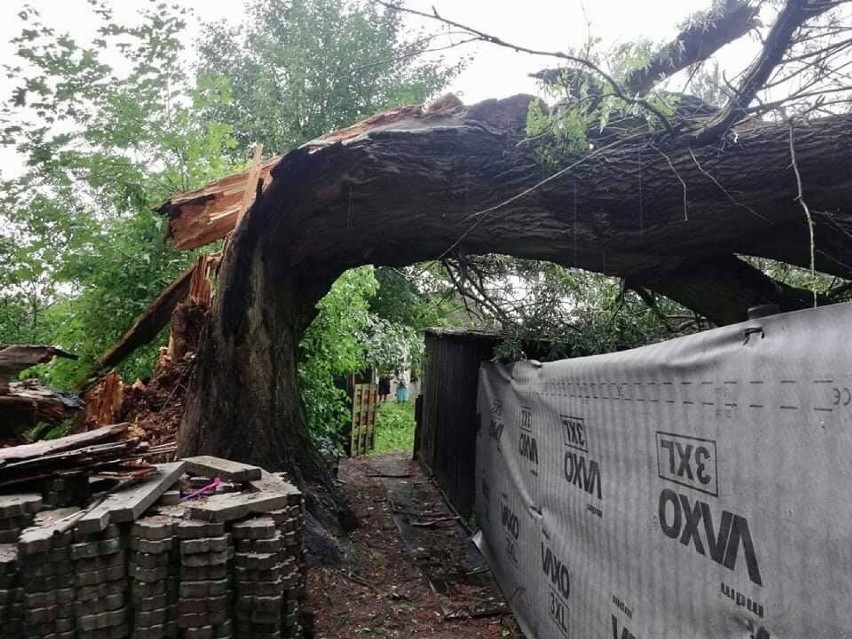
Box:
180;476;222;502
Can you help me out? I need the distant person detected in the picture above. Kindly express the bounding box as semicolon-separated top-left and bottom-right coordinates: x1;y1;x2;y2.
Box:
378;375;391;403
395;378;409;404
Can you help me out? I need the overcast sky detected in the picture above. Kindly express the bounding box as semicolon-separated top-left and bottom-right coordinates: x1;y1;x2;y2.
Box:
0;0;756;176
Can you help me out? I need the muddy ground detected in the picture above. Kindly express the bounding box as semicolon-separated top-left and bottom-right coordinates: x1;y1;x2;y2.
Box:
303;453;521;639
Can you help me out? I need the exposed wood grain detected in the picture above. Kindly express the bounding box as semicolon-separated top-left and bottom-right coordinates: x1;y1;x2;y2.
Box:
77;461;185;533
183;455;261;482
0;423;129;461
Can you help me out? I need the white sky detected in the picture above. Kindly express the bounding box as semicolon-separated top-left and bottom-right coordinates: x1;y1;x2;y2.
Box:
0;0;757;176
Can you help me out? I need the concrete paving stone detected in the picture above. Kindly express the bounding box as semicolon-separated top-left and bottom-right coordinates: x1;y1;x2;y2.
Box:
157;492;181;507
23;571;75;593
237;595;282;614
132;592;167;610
0;544;17;570
179;564;228;581
77;621;131;639
177;608;227;629
71;537;123;560
233;552;276;570
129;537;173;555
234;534;282;554
0;528;24;544
135;608;168;627
180;548;232;567
175;521;225;540
74;592;126;616
73;524;121;543
182;626;214;639
234;565;283;583
130;580;166;599
24;604;58;625
130;565;169;583
133;517;176;541
77;580;125;600
56;600;76;619
131;624;165;639
78;606;128;631
212;619;233;637
24;590;57;608
74;552;125;573
0;494;42;518
75;563;127;586
236;579;282;597
177;594;229;615
179;536;230;556
130;551;170;569
229;518;276;541
178;579;230;599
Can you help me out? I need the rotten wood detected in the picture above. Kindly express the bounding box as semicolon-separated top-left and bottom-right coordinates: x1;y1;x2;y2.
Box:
75;370;125;432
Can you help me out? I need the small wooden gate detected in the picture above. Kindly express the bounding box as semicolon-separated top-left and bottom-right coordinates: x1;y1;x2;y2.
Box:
348;380;378;456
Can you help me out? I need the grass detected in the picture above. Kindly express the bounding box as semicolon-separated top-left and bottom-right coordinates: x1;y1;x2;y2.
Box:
371;401;415;455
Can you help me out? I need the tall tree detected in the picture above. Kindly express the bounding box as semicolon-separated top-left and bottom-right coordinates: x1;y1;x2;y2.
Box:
172;0;852;530
0;0;237;384
196;0;464;153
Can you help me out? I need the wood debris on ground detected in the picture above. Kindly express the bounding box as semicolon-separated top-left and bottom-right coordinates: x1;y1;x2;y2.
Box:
0;423;174;489
0;345;83;439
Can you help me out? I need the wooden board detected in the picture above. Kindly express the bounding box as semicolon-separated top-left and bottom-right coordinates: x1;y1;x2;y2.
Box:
76;462;185;533
183;456;262;482
186;491;288;523
0;423;129;462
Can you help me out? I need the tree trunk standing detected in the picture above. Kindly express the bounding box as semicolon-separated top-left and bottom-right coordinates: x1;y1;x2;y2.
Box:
178;95;852;528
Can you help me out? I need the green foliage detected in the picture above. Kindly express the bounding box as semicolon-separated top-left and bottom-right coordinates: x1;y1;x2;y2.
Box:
196;0;465;154
0;1;238;384
298;267;425;451
370;401;415;455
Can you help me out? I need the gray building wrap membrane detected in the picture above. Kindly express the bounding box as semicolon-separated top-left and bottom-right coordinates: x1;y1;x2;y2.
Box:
474;302;852;638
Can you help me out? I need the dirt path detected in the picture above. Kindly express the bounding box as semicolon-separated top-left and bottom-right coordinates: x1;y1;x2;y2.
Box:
304;453;520;638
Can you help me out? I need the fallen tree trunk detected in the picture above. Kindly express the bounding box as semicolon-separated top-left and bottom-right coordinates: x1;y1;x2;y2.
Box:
174;95;852;531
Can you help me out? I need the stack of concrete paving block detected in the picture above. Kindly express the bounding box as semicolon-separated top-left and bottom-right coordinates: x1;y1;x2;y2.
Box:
0;543;23;638
18;512;76;638
175;520;232;639
130;516;179;638
42;476;89;510
0;495;42;544
230;516;286;639
0;456;305;638
72;523;130;639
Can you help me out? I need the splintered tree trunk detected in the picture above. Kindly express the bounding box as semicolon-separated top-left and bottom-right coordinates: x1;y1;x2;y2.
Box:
178;95;852;524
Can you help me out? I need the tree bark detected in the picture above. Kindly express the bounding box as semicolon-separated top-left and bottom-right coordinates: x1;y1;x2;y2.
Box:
178;95;852;528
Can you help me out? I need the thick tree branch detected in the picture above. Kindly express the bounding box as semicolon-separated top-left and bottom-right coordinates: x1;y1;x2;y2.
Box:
624;0;760;95
687;0;837;145
370;0;675;133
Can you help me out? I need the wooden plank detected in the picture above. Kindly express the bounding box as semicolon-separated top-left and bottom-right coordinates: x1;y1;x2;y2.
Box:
183;456;262;482
76;462;185;533
249;470;301;502
18;508;81;554
186;491;287;523
0;423;129;462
